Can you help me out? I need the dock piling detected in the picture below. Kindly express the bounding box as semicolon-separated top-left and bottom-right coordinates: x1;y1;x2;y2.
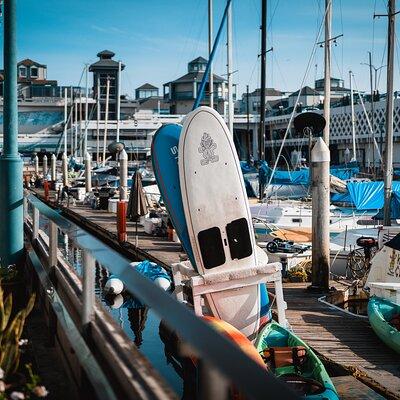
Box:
84;152;92;193
43;154;48;178
62;152;69;187
51;153;57;182
34;154;39;176
82;250;95;329
311;137;331;291
119;149;128;201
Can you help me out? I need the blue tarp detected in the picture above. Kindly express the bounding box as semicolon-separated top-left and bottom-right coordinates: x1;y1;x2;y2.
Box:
331;191;353;204
258;162;359;186
373;190;400;219
347;181;400;211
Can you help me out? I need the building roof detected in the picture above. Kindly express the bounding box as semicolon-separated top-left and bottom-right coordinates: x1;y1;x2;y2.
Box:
189;56;208;64
97;50;115;59
250;88;283;97
89;50;125;71
137;83;158;90
165;71;225;85
18;59;46;68
289;86;320;97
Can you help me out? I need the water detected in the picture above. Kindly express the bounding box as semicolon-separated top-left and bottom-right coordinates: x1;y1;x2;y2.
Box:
35;214;183;395
337;299;368;316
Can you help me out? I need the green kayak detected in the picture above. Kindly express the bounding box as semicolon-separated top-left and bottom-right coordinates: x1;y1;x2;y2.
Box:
368;296;400;354
256;321;338;399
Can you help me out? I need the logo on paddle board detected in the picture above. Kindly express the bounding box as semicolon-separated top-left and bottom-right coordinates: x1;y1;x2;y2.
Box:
198;133;219;166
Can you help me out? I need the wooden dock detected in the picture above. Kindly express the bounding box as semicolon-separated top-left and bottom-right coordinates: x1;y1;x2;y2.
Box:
32;189;400;399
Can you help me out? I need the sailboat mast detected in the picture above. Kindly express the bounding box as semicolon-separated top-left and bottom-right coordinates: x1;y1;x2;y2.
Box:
96;78;100;164
383;0;396;226
84;64;89;155
63;87;68;155
349;71;356;161
103;77;110;166
208;0;214;109
116;61;121;143
259;0;267;165
227;0;233;134
258;0;267;200
323;0;331;145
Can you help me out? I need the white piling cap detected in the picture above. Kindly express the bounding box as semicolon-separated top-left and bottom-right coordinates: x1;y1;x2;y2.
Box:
51;153;56;160
85;152;91;161
119;149;128;160
62;152;68;160
311;137;330;163
34;155;39;160
43;155;48;160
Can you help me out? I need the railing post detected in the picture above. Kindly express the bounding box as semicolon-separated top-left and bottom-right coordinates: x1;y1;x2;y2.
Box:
48;221;58;268
198;360;229;400
23;195;28;221
32;207;39;240
82;250;95;330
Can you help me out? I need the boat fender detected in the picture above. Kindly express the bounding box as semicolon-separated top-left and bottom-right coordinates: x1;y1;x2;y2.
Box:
108;294;124;309
104;276;124;295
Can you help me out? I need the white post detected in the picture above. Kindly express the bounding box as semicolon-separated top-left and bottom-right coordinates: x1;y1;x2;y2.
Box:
62;152;68;187
84;64;89;155
33;207;39;240
63;87;68;155
119;149;128;201
85;152;92;193
311;138;331;291
349;71;357;161
208;0;214;109
103;77;110;166
116;61;121;143
227;0;233;135
50;153;56;182
79;92;83;157
34;154;39;176
42;155;48;178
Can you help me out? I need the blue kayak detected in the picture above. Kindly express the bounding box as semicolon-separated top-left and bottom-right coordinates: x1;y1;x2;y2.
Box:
368;296;400;354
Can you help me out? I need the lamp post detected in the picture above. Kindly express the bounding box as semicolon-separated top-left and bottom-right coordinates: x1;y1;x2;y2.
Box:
0;0;24;266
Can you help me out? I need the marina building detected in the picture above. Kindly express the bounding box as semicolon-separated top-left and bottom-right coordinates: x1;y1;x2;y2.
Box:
163;56;228;114
89;50;125;120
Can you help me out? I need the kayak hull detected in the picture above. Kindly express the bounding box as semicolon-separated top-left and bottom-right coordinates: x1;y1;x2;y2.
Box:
368;296;400;354
256;321;338;399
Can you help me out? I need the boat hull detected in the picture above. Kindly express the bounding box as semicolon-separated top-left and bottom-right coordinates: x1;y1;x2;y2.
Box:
368;296;400;354
255;321;338;399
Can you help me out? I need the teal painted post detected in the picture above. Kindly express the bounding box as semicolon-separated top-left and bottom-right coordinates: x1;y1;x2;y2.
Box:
0;0;23;266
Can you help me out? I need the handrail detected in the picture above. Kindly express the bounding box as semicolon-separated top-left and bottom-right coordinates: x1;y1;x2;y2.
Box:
25;194;298;400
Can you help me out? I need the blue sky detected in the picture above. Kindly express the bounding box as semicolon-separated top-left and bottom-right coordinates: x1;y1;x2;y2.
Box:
1;0;396;98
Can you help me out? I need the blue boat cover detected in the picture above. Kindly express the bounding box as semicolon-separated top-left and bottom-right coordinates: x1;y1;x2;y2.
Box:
257;162;359;186
136;260;171;283
347;181;400;211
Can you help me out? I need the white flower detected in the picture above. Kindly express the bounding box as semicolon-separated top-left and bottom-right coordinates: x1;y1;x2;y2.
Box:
33;386;49;398
0;381;5;392
0;368;4;379
10;392;25;400
18;339;29;346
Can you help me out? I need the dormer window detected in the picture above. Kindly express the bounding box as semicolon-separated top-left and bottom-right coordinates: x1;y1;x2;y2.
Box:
31;67;38;78
19;66;27;77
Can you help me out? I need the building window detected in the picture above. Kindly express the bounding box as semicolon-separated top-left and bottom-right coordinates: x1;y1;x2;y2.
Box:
31;67;38;78
19;66;27;77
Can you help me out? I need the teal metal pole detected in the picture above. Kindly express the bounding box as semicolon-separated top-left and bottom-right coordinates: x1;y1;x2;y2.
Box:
0;0;23;266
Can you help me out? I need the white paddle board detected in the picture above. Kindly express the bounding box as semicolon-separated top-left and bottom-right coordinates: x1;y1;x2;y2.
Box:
179;106;262;340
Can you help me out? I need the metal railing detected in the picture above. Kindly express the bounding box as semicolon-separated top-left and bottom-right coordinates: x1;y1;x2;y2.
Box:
24;193;298;400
